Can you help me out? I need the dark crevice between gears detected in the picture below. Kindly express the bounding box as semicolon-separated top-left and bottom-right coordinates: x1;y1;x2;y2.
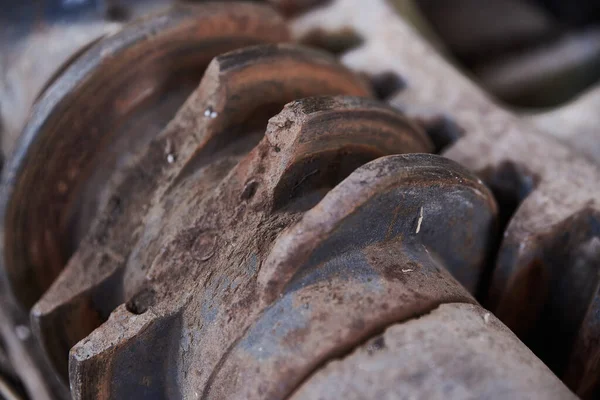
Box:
368;71;407;101
126;286;156;315
419;115;464;154
476;161;539;303
396;108;465;154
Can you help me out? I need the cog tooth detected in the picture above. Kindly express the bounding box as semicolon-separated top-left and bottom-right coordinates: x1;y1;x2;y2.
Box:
260;153;496;299
30;247;125;381
125;96;433;397
1;1;289;310
69;305;181;400
490;203;600;397
5;16;376;386
166;43;374;190
260;95;433;211
202;153;496;399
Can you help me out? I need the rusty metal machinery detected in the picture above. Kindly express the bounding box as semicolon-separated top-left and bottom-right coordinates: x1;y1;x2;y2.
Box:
1;1;600;400
291;1;600;398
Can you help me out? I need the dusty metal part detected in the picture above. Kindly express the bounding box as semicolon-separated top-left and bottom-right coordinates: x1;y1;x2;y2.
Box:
31;42;373;387
0;2;290;397
205;152;494;399
290;0;600;397
1;1;290;311
290;303;577;400
26;75;569;398
63;93;502;399
6;13;543;393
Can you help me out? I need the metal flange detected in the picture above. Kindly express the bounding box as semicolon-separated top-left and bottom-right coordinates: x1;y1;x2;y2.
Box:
1;1;289;310
30;41;373;386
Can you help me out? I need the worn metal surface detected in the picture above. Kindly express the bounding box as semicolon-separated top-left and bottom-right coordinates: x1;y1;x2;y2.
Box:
291;303;577;400
64;98;430;398
1;1;598;399
61;88;509;398
0;2;289;397
1;1;290;311
290;0;600;397
31;38;374;383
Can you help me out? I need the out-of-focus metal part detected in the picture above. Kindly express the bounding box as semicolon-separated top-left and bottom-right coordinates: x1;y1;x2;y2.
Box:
0;375;23;400
289;0;600;397
388;0;446;53
395;0;600;161
474;28;600;107
401;0;600;108
0;340;13;384
527;83;600;163
415;0;558;64
0;0;175;159
267;0;332;17
536;0;600;27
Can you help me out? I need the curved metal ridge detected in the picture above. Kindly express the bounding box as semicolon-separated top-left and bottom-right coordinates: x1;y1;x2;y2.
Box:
1;1;290;310
29;41;373;385
65;90;493;398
